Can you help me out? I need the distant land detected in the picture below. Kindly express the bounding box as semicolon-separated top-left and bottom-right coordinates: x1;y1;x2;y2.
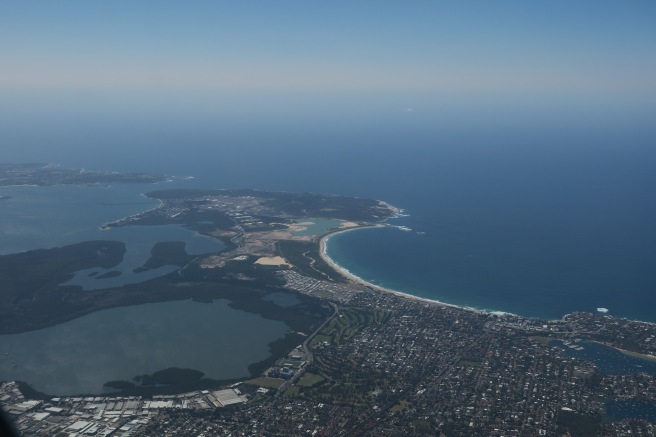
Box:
0;163;170;187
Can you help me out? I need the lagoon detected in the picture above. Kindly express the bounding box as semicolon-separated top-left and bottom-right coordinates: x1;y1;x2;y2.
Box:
289;218;342;237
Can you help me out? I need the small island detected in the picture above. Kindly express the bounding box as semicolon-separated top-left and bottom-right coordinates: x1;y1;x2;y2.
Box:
101;188;399;279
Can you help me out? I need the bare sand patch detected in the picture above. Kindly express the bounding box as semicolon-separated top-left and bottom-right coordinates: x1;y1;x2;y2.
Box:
210;230;237;238
254;256;292;267
286;221;315;233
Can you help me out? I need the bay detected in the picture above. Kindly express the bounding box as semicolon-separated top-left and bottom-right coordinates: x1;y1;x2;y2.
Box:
0;184;225;290
554;341;656;376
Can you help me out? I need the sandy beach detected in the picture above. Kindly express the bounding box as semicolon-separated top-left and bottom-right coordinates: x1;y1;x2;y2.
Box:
593;341;656;362
318;226;481;313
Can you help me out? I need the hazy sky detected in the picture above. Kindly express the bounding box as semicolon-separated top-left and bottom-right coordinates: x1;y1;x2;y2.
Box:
2;1;655;94
0;0;655;143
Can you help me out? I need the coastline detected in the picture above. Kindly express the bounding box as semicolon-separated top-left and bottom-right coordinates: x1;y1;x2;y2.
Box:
319;227;656;328
592;341;656;362
318;225;483;314
99;195;163;230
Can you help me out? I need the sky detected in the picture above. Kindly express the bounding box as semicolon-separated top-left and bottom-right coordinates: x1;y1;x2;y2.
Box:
1;1;655;130
0;1;655;329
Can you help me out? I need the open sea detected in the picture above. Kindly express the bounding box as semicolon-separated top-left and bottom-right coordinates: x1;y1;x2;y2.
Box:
2;98;656;322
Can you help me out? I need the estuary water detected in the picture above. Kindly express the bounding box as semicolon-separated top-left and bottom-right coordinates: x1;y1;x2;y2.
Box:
0;184;224;290
0;299;288;396
554;341;656;377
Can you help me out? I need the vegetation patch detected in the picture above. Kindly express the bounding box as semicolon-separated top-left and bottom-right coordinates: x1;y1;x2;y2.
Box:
283;386;301;397
390;400;411;412
298;373;324;387
312;334;332;346
411;419;431;430
244;377;285;389
529;336;551;345
277;240;342;282
96;270;122;279
134;241;194;272
290;306;392;407
0;240;126;333
318;307;388;345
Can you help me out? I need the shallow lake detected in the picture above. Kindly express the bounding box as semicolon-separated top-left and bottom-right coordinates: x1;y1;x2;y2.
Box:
0;299;288;396
290;218;342;237
0;184;225;290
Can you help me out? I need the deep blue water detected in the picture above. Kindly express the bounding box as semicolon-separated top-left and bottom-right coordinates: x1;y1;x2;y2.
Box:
325;142;656;321
2;103;655;321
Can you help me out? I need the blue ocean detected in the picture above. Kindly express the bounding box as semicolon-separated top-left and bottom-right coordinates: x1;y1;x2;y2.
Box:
2;98;655;322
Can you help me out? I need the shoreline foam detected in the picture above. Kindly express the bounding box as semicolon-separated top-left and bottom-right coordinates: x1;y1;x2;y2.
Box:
320;227;656;324
318;226;486;315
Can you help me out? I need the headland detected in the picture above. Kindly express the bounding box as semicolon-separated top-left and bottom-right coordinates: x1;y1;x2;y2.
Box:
3;169;656;435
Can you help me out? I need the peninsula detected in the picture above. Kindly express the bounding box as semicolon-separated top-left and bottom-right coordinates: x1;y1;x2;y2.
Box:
0;187;397;334
2;176;656;436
